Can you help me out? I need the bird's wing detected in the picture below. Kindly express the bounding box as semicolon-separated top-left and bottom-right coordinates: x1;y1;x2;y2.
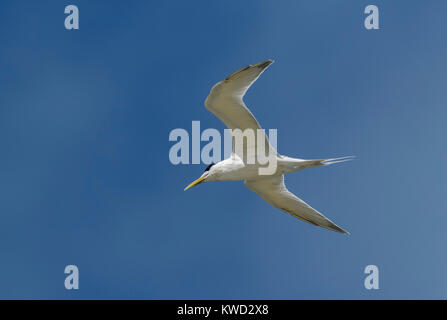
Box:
245;175;349;234
205;60;277;163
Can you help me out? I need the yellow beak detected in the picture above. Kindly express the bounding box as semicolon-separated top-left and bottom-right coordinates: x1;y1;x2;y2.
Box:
184;176;205;191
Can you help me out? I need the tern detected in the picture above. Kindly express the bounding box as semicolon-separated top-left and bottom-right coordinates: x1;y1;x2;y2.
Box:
185;60;352;234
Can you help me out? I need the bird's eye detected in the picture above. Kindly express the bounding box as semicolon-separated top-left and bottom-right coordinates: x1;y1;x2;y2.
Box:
204;163;215;172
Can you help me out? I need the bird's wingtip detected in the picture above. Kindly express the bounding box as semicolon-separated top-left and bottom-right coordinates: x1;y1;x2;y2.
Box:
328;223;350;235
335;227;350;235
258;59;274;69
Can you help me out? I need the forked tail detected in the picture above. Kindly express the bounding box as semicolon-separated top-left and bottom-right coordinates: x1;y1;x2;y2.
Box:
289;156;355;171
321;156;356;166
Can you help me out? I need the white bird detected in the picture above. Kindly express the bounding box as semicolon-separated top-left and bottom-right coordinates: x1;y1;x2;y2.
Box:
185;60;352;234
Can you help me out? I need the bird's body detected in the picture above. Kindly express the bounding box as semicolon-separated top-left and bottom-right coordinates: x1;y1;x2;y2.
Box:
204;155;352;181
185;60;352;234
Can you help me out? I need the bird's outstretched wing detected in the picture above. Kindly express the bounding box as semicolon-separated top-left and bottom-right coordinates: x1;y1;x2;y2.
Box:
245;175;349;234
205;60;277;162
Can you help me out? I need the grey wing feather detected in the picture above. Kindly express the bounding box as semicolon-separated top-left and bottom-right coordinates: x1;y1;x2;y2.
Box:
204;60;277;161
245;175;349;234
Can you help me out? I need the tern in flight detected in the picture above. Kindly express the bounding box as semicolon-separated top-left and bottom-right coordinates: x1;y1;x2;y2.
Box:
184;60;352;234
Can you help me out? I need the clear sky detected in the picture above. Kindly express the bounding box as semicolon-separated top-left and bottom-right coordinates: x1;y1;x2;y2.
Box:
0;0;446;299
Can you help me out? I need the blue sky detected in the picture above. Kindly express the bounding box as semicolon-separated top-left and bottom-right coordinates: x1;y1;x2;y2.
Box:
0;0;446;299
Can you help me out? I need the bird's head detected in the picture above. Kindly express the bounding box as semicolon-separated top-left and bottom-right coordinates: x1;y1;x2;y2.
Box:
184;162;217;191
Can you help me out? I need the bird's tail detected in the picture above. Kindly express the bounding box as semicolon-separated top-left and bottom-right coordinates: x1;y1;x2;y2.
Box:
292;156;355;170
320;156;355;166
